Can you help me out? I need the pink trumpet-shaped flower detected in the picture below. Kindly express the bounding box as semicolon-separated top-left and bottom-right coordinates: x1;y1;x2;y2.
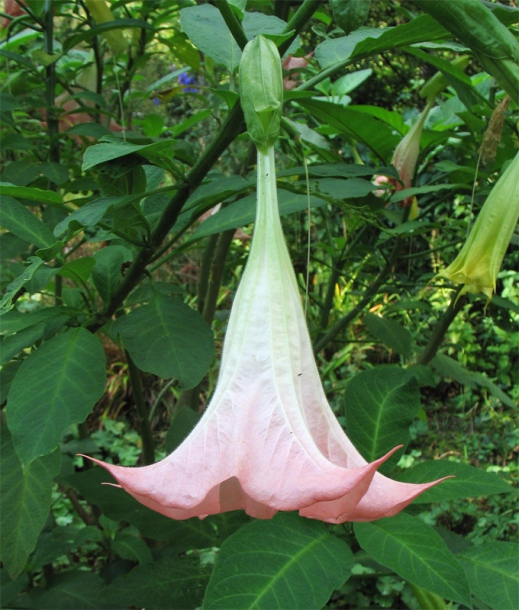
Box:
85;147;444;523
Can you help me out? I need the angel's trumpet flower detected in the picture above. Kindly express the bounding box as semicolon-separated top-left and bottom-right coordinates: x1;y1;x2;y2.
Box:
84;146;444;523
440;151;519;301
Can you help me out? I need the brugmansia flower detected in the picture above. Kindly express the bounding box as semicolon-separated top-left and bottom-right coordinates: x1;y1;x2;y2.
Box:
440;151;519;300
85;146;444;523
84;35;443;523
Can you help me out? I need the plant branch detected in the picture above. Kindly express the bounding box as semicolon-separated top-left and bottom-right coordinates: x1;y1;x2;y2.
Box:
202;228;236;325
416;288;466;366
215;0;248;50
313;239;403;353
126;352;155;465
280;0;322;54
86;103;245;330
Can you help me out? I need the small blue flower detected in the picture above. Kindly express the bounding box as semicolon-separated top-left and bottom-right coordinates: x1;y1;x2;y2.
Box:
178;71;198;93
152;97;160;106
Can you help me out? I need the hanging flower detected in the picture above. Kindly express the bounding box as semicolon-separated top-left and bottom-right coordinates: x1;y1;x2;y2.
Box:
84;35;444;524
84;145;444;523
440;151;519;300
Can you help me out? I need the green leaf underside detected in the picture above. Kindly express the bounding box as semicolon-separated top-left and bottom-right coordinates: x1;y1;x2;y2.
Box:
112;294;214;390
6;328;106;467
355;513;471;606
0;428;61;579
203;512;353;609
344;366;420;473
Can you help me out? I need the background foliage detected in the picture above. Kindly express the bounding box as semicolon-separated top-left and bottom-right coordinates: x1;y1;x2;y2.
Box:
1;0;518;608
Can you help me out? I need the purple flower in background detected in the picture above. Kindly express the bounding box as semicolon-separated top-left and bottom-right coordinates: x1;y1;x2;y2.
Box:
178;71;198;93
152;97;160;106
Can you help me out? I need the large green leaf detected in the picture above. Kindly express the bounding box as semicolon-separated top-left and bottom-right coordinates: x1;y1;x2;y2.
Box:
457;542;519;610
0;428;61;579
112;294;214;390
0;182;63;205
297;101;399;162
6;328;106;467
315;14;448;69
364;313;413;359
112;532;153;565
180;6;297;72
92;245;133;303
397;460;515;503
203;512;353;609
53;196;133;237
344;366;420;472
192;188;328;240
355;513;471;606
67;467;219;549
0;196;57;248
31;571;107;609
82;137;176;171
432;353;515;408
102;556;210;609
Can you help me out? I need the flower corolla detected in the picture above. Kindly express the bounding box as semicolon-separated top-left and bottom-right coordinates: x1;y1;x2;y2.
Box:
440;151;519;300
85;147;444;524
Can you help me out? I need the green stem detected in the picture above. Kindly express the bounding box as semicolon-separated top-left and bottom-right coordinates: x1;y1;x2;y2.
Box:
280;0;322;54
215;0;248;50
416;288;466;366
126;352;155;465
197;233;219;314
43;0;59;164
313;239;403;353
202;228;236;325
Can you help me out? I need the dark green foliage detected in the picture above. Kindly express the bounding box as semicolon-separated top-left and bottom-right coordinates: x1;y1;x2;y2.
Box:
1;0;517;608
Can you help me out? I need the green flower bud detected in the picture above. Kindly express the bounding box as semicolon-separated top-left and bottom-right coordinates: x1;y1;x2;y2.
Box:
440;151;519;301
239;35;283;152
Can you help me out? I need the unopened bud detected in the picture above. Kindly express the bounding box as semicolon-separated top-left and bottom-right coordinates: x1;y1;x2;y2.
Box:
239;35;283;152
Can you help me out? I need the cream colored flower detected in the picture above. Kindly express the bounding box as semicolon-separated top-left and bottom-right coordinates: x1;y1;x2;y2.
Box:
441;151;519;300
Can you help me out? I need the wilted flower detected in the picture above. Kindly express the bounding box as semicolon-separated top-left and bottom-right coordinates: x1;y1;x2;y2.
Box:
282;52;313;91
84;146;444;524
372;101;433;216
2;0;26;28
440;151;519;300
391;100;433;199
